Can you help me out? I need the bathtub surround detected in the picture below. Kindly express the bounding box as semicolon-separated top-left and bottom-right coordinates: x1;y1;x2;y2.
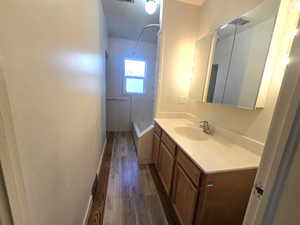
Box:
133;122;155;164
106;37;157;131
0;0;108;225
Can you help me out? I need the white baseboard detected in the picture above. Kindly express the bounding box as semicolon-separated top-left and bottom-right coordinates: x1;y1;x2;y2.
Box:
82;138;107;225
82;195;93;225
97;138;107;176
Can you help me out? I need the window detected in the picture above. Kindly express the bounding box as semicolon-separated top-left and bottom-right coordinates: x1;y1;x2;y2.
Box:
124;59;146;94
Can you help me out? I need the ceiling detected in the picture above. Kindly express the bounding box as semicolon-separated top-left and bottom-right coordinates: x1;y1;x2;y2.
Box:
102;0;160;43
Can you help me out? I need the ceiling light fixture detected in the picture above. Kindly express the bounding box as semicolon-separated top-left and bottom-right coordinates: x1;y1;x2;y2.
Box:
145;0;158;15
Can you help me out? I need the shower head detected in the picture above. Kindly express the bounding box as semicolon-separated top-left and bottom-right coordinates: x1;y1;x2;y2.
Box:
143;24;161;29
131;24;160;56
230;18;250;26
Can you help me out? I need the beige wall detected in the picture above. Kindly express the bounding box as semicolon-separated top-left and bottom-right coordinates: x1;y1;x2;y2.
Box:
0;0;108;225
157;0;201;112
157;0;285;144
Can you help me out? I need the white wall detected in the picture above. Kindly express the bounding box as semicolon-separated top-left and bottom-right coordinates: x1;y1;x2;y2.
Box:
0;0;108;225
106;37;157;131
156;0;285;144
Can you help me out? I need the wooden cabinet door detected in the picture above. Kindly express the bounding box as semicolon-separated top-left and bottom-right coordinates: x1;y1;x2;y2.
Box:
194;170;257;225
152;133;160;170
158;143;175;194
172;164;198;225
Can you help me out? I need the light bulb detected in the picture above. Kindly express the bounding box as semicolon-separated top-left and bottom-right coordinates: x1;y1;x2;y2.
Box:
145;0;157;15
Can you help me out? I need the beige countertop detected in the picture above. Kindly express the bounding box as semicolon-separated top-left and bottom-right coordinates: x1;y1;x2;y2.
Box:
155;118;261;174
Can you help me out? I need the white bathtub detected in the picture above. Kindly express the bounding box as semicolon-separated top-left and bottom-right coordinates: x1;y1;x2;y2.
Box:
132;121;154;164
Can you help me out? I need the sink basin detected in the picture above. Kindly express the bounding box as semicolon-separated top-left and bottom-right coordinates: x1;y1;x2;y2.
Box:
174;126;208;141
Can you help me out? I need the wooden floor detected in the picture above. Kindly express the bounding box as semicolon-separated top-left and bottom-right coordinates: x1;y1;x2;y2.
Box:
88;132;169;225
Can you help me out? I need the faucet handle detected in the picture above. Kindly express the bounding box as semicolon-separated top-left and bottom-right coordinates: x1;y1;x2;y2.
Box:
199;121;213;135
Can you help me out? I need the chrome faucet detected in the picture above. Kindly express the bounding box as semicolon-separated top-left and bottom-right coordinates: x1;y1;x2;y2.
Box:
199;121;213;135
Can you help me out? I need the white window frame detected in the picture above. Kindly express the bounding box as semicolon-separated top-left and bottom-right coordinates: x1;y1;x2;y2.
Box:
123;57;147;95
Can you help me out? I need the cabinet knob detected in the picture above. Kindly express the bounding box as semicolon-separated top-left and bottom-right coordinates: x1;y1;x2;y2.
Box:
207;181;214;188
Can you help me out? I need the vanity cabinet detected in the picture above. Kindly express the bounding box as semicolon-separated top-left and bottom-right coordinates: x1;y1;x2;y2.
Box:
151;122;257;225
194;170;257;225
172;163;198;225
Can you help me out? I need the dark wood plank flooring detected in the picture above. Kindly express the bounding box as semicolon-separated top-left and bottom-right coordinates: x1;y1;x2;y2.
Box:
87;132;169;225
149;165;181;225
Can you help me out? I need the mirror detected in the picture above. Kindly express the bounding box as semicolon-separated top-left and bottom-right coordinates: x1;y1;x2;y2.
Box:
189;33;215;101
190;0;280;109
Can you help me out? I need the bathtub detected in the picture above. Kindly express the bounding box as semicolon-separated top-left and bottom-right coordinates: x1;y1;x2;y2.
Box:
132;121;154;164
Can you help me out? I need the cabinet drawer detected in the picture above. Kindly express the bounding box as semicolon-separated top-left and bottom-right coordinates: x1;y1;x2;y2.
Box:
177;149;201;186
154;123;162;137
161;131;176;156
